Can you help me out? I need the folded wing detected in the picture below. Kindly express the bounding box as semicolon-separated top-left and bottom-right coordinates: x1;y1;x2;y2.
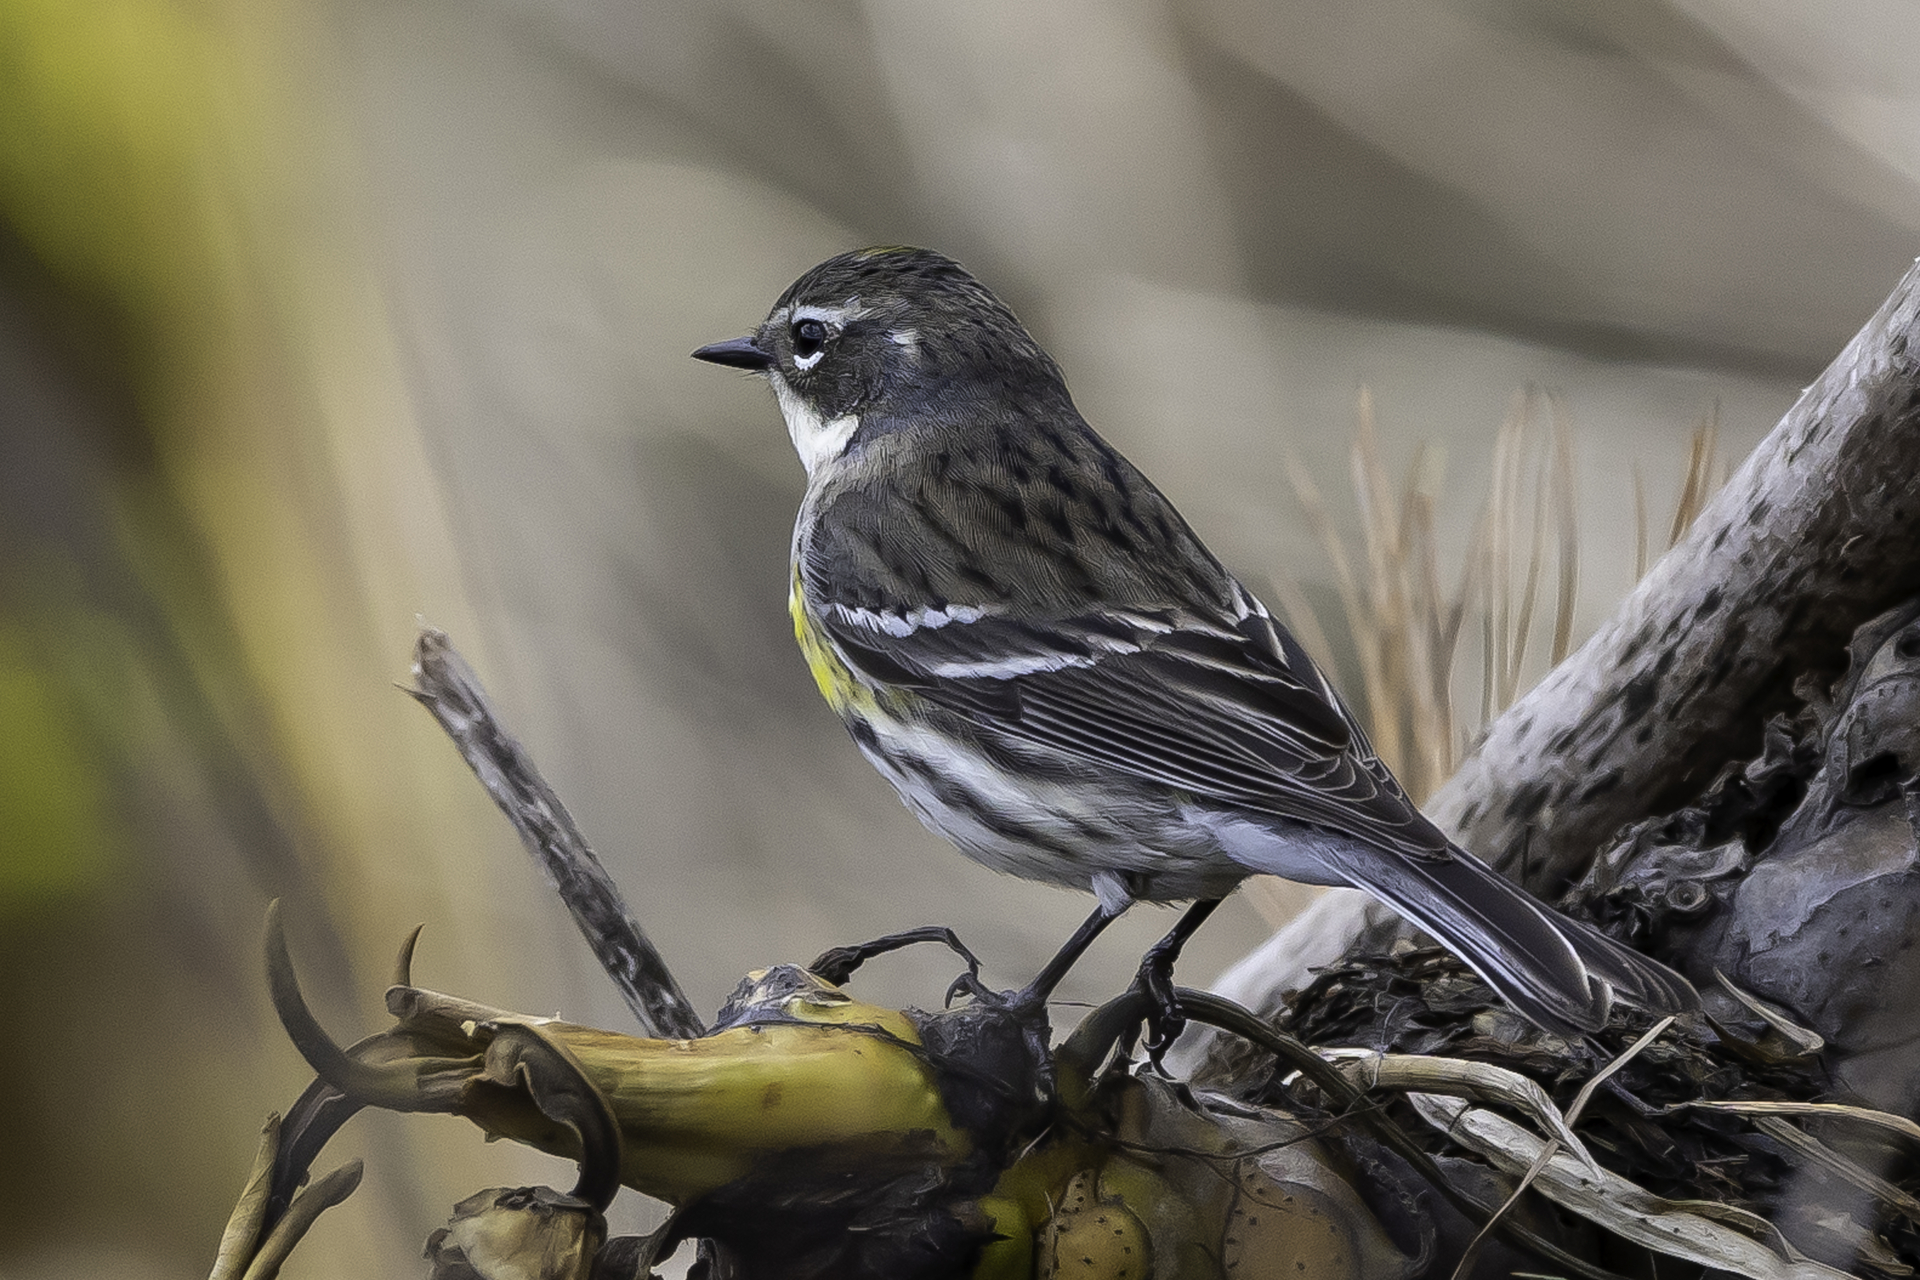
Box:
819;597;1454;862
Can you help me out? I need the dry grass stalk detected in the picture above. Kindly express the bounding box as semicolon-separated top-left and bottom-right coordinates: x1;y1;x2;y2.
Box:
1633;464;1651;582
1482;390;1581;720
1671;402;1721;546
1638;403;1723;562
1279;389;1575;804
1549;400;1579;666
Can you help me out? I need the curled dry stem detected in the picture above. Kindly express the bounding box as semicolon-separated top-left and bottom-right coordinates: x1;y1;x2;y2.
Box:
806;925;985;989
237;1161;363;1280
1672;1099;1920;1152
1714;968;1826;1056
208;1111;363;1280
1751;1116;1920;1227
482;1023;626;1212
264;900;442;1111
1321;1049;1597;1170
1410;1093;1854;1280
1442;1016;1674;1280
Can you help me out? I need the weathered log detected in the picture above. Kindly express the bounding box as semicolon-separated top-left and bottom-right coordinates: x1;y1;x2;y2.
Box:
1587;599;1920;1115
1216;259;1920;1015
1193;597;1920;1278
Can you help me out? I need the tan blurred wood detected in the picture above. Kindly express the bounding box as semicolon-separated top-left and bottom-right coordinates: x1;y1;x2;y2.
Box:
1217;258;1920;1012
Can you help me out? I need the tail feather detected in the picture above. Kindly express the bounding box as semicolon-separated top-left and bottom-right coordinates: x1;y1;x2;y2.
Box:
1315;840;1697;1034
1557;913;1702;1018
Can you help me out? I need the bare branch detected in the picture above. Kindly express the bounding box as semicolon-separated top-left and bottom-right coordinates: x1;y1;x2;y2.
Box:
406;626;703;1039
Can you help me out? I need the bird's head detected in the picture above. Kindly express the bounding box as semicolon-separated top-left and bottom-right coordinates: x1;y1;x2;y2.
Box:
692;246;1067;477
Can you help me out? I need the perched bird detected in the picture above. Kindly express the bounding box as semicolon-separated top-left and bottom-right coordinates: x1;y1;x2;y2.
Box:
693;246;1697;1035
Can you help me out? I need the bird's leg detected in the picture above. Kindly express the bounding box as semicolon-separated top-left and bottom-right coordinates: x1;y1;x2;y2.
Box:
1136;897;1224;1067
1007;899;1129;1014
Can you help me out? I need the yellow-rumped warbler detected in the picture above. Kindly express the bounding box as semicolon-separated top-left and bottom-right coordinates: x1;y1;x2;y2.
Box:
693;246;1697;1034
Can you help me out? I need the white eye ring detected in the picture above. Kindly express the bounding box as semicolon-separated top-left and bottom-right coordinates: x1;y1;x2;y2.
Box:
794;349;824;372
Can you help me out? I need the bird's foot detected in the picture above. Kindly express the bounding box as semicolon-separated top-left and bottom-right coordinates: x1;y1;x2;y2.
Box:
1129;897;1224;1070
1133;941;1189;1072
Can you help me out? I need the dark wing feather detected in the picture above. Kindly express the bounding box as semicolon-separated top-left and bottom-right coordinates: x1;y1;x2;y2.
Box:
825;601;1702;1031
819;604;1455;861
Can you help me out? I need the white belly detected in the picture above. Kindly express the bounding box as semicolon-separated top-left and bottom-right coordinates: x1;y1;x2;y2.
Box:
847;705;1249;904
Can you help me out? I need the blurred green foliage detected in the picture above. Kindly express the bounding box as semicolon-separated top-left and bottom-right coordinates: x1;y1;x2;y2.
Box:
0;588;115;902
0;0;228;912
0;0;223;329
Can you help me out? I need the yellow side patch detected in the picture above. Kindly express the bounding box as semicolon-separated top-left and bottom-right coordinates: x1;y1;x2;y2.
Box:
790;571;876;714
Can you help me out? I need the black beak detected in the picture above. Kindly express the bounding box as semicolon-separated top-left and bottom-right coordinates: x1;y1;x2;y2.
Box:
690;335;772;371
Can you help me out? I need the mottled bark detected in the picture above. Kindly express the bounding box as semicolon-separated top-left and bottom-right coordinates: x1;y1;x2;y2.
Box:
1217;260;1920;1015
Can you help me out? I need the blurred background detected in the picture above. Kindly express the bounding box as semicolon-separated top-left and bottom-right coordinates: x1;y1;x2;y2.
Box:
2;1;1917;1275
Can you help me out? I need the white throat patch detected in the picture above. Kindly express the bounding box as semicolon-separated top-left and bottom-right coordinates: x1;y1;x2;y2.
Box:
770;373;859;477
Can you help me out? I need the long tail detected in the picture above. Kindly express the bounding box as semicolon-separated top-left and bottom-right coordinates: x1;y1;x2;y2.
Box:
1314;839;1700;1035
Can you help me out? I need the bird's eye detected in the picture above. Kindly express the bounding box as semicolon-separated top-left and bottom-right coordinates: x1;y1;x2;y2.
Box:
791;318;828;364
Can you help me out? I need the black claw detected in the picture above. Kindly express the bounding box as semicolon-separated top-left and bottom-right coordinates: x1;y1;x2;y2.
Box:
1135;949;1189;1072
1131;898;1223;1071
